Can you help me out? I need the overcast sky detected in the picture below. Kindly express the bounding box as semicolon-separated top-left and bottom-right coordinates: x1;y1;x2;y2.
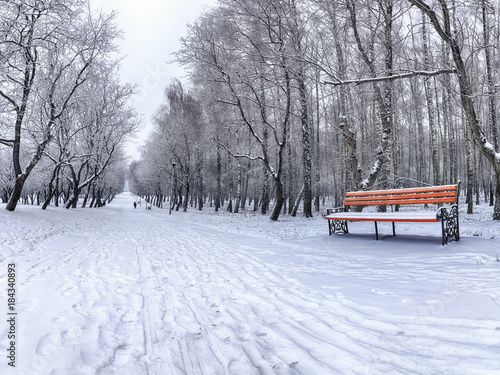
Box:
89;0;217;159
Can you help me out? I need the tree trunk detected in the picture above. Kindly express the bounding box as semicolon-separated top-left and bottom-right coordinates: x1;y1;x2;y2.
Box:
261;167;269;215
466;123;474;214
6;176;26;211
291;185;304;217
443;41;457;183
314;77;321;212
227;155;233;213
215;142;221;212
183;173;189;213
81;184;91;208
269;179;284;221
297;70;312;218
482;0;499;150
41;165;61;210
495;174;500;220
422;12;441;185
253;171;259;212
348;0;394;192
234;159;241;214
332;5;361;191
287;143;294;214
241;164;250;210
197;152;204;211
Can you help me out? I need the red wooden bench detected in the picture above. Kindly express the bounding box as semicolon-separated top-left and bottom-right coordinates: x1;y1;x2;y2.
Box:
323;183;461;245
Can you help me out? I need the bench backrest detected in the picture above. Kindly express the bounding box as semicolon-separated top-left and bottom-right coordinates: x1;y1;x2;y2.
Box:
344;184;460;207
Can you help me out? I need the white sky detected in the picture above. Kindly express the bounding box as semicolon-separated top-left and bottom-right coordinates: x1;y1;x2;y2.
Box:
89;0;217;159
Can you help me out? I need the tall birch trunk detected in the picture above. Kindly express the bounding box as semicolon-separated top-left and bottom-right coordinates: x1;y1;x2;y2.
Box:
482;0;499;150
290;0;312;218
332;4;361;191
442;41;457;183
215;141;221;212
234;159;241;214
197;150;204;211
348;0;394;192
298;72;312;218
466;122;474;214
314;77;321;212
422;12;441;185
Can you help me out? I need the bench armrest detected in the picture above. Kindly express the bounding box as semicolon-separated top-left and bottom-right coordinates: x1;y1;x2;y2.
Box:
322;206;345;218
436;204;459;222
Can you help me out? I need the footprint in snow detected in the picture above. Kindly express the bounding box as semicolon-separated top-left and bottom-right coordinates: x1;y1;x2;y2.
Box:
62;326;83;340
36;333;60;359
112;344;132;366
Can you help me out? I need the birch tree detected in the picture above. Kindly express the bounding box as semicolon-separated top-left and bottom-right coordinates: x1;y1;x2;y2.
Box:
288;0;313;217
343;0;395;194
422;11;441;185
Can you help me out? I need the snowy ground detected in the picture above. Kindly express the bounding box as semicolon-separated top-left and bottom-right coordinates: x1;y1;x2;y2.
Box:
1;193;499;375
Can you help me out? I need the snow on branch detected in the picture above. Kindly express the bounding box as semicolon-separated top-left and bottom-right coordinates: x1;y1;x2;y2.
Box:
0;138;15;147
215;138;264;163
323;69;456;87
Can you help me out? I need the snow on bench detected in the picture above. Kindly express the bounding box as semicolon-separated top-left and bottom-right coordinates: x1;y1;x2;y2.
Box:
323;183;461;245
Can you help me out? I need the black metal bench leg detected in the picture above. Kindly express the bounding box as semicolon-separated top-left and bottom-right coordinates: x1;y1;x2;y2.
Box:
437;205;460;245
328;220;349;236
374;222;379;240
392;222;396;237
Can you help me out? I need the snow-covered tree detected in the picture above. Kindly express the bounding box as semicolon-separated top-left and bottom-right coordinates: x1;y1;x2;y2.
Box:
0;0;123;211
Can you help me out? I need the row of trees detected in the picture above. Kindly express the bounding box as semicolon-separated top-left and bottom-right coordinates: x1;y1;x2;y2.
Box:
130;0;500;221
0;0;138;210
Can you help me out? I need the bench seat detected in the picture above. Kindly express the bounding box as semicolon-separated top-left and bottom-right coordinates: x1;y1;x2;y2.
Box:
325;211;439;222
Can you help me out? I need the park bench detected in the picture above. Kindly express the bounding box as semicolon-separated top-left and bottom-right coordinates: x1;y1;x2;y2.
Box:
323;183;461;245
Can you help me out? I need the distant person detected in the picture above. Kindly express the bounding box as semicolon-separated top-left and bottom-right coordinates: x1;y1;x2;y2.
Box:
133;202;137;209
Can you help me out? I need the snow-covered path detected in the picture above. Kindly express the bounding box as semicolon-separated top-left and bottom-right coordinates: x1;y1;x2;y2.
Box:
1;193;499;374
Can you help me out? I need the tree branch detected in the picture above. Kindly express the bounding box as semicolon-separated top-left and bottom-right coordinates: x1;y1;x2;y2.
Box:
0;138;15;147
215;137;264;162
323;69;456;87
0;90;20;112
